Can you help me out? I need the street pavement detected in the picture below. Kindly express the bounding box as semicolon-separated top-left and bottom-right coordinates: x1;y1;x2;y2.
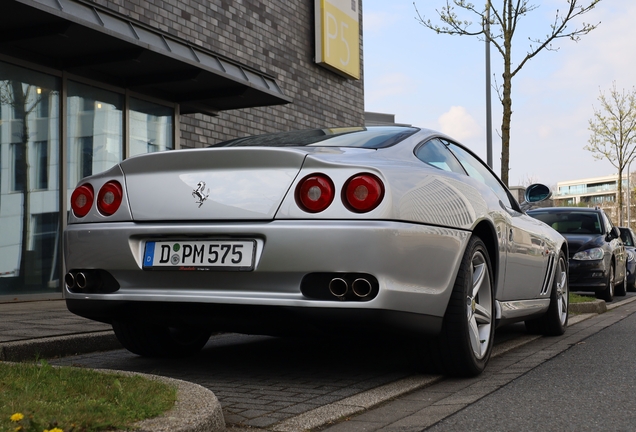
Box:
423;302;636;432
2;296;636;431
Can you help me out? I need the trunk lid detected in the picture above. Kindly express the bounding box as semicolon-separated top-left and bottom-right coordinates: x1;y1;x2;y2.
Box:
121;147;307;221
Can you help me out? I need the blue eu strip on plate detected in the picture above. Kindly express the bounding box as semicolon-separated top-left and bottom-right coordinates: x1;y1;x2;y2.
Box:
143;242;155;268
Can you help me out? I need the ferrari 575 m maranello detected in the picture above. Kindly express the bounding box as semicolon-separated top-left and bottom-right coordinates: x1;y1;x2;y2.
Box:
64;126;568;376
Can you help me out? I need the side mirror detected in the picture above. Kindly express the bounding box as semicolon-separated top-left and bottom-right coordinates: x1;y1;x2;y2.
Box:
524;184;552;203
609;226;621;240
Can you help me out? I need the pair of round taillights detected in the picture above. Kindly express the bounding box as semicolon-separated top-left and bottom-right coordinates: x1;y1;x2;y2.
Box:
71;181;123;218
296;173;384;213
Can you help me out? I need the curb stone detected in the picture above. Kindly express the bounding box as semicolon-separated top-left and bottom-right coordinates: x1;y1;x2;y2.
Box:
568;299;607;314
110;370;225;432
0;331;121;362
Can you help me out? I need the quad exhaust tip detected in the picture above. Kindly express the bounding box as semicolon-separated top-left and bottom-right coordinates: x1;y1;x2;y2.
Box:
64;269;120;293
352;278;372;298
64;272;76;289
76;272;90;290
328;278;349;298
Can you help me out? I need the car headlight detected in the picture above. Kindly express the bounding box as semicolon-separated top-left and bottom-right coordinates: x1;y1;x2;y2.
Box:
628;250;635;262
572;247;604;260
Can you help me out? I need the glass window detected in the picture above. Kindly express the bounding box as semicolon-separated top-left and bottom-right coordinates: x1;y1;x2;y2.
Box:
414;138;465;173
67;81;123;189
0;61;60;295
620;229;634;246
530;211;602;234
447;142;513;207
129;98;173;157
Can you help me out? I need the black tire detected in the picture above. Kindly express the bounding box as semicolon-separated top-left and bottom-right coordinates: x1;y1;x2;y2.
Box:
525;251;568;336
615;265;627;297
430;236;495;377
112;321;211;357
596;264;615;302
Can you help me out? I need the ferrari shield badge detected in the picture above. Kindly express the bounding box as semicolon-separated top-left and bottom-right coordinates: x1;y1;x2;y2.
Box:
192;181;210;207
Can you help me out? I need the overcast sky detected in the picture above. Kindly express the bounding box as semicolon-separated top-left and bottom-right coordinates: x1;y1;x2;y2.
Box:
362;0;634;187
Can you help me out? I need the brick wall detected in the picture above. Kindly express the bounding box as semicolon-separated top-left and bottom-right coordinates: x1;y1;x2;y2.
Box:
89;0;365;148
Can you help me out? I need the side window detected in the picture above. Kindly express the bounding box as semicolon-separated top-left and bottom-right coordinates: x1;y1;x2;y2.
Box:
414;138;465;174
446;142;514;208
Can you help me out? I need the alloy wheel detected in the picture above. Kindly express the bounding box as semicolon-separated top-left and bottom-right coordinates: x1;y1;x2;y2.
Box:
466;250;493;360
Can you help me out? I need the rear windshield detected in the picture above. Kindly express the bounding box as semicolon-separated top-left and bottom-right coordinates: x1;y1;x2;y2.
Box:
209;126;420;149
530;211;602;235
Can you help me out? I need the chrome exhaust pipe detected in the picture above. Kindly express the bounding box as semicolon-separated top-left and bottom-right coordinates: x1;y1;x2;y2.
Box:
352;278;372;298
64;272;76;289
76;272;90;290
328;278;349;298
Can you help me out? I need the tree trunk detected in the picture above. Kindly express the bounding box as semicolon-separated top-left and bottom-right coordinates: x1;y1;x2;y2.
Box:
500;30;513;187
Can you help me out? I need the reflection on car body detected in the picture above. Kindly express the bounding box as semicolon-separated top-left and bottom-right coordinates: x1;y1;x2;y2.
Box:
528;207;627;302
64;126;569;376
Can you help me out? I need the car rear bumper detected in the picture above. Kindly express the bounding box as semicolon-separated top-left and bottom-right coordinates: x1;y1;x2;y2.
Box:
63;220;471;334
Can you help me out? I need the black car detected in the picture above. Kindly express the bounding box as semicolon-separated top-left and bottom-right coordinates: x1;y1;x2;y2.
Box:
528;207;627;301
619;227;636;291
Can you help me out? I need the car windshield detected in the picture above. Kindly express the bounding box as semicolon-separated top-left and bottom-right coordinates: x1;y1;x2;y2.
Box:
209;126;420;148
530;211;602;235
620;229;634;246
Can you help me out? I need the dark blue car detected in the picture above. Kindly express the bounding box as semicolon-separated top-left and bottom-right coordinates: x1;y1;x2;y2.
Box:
619;227;636;291
528;207;627;302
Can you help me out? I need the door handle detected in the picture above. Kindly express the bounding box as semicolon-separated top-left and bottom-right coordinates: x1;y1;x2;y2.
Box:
509;229;513;242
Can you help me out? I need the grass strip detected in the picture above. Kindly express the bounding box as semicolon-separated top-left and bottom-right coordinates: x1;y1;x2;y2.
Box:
0;360;176;432
569;292;597;304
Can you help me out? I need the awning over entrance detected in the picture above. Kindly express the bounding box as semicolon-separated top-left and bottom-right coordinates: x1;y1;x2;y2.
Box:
0;0;292;114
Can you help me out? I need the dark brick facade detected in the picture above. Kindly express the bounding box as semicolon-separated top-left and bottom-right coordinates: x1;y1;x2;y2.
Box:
89;0;365;148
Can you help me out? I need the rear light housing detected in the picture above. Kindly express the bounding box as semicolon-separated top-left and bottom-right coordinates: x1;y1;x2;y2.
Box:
343;173;384;212
97;181;123;216
70;184;94;218
296;173;335;213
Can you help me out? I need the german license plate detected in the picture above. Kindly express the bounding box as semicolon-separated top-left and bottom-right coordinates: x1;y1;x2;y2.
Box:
143;240;256;271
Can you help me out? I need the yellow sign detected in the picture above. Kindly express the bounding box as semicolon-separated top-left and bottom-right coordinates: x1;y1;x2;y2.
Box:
314;0;360;80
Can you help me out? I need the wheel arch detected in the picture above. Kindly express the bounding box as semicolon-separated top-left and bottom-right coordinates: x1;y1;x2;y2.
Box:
472;220;499;295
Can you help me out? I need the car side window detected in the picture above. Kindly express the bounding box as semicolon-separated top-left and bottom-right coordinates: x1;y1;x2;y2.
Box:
446;141;514;208
601;212;613;235
414;138;466;174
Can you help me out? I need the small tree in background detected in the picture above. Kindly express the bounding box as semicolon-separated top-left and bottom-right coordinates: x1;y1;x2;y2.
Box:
585;82;636;226
414;0;601;186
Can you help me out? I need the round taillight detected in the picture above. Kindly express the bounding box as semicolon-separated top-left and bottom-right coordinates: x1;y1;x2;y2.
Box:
296;174;335;213
71;184;94;218
343;173;384;212
97;181;123;216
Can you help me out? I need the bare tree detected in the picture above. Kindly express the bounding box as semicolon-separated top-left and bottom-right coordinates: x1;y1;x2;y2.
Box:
0;81;43;285
585;82;636;226
415;0;601;186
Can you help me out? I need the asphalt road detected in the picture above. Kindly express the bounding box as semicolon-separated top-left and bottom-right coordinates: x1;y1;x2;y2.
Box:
425;306;636;432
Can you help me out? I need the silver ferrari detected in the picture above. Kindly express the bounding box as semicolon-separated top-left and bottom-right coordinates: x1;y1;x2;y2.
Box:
63;126;568;376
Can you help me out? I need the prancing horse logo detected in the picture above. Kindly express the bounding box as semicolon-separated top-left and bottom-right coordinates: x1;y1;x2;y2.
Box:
192;181;210;208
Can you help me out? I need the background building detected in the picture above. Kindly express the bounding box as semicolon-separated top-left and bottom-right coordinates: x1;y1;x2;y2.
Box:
0;0;364;301
553;174;636;225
